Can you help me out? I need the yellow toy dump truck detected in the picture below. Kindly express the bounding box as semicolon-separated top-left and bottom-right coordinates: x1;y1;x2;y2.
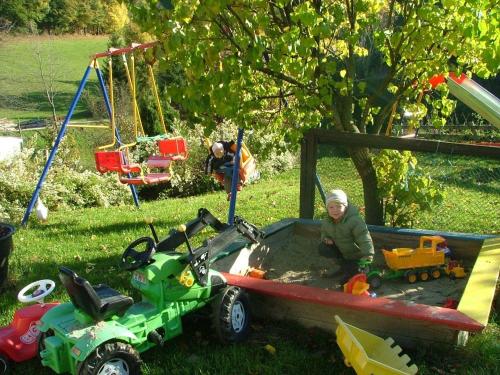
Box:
381;235;447;283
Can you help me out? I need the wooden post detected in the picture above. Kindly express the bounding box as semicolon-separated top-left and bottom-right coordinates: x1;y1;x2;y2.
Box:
299;131;317;218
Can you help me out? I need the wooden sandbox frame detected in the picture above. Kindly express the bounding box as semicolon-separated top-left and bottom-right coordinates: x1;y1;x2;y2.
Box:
218;219;499;347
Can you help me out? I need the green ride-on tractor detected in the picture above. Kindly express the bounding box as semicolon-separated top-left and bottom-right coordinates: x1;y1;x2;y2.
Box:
38;209;263;374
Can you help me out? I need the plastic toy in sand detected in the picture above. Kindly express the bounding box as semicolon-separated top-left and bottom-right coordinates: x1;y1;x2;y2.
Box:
248;267;266;279
444;260;467;279
343;273;371;297
359;235;466;288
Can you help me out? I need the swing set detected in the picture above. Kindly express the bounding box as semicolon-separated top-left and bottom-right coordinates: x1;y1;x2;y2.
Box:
21;41;188;225
93;43;188;185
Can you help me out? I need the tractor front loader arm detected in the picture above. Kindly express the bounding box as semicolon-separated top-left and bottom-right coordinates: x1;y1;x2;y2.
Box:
233;216;264;244
157;208;227;252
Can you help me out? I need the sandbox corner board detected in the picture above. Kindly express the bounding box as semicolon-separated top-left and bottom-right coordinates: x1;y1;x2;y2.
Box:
457;236;500;326
219;218;499;348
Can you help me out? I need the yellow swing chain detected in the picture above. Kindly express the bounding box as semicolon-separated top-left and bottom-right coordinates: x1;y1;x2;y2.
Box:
121;54;144;148
146;64;169;134
130;54;146;137
98;58;117;150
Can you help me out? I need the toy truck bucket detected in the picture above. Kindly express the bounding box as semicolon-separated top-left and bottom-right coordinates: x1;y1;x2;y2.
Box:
335;315;418;375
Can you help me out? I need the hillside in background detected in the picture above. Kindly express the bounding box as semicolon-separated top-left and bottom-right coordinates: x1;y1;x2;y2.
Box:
0;35;108;121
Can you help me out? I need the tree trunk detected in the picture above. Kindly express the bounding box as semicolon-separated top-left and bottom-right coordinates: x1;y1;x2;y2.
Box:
348;146;384;225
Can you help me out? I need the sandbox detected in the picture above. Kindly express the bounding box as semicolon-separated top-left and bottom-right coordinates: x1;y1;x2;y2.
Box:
213;219;499;347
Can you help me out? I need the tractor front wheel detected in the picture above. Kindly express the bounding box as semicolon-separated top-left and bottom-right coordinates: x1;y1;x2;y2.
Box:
213;286;251;343
0;353;9;375
77;342;141;375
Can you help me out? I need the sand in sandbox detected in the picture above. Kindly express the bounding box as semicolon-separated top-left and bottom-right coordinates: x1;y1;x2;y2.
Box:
214;231;470;307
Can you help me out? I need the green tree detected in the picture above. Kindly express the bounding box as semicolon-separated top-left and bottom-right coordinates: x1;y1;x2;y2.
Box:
0;0;49;31
40;0;110;34
40;0;76;33
107;0;129;33
129;0;498;224
87;0;107;34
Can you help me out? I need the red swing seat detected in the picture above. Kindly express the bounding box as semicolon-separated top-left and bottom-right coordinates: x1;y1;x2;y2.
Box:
94;150;141;174
157;137;188;161
144;137;188;172
95;150;171;186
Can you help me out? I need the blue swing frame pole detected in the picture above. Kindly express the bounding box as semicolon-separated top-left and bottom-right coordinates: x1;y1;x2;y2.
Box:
21;65;93;226
95;66;139;208
228;128;244;225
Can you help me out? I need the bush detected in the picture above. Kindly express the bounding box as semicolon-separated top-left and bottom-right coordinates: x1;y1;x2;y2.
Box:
373;149;444;228
0;135;130;223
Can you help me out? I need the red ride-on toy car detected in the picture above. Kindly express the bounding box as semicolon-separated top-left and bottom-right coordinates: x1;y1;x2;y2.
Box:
0;279;58;374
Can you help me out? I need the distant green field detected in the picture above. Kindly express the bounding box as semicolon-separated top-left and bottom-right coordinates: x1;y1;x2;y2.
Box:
0;35;108;120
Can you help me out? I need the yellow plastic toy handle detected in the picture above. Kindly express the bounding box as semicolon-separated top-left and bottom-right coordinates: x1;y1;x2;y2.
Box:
179;266;194;288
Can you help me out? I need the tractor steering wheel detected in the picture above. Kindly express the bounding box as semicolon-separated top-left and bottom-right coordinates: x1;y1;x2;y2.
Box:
121;236;156;271
17;279;56;304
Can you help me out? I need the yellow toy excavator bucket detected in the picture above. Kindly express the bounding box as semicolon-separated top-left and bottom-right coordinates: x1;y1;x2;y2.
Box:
334;315;418;375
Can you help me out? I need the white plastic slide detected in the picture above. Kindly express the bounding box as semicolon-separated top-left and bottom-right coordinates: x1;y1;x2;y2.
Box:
446;76;500;129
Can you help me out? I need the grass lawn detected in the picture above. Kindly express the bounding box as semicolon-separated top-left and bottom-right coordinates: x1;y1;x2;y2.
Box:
1;162;498;374
0;35;108;120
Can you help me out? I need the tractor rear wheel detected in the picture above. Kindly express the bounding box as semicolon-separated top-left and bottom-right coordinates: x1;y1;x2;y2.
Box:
77;342;141;375
0;353;9;375
213;286;251;343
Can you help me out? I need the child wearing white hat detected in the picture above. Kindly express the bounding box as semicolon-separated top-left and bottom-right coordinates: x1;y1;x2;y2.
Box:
204;140;242;198
320;189;374;284
205;141;236;175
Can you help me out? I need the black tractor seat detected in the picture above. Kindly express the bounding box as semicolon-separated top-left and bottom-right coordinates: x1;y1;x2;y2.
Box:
59;266;133;322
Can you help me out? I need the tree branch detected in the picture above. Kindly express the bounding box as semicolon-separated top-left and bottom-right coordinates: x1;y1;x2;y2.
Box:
257;67;307;88
226;5;254;41
213;17;242;52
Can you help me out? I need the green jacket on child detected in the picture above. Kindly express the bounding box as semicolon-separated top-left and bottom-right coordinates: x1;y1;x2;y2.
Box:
320;203;374;260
